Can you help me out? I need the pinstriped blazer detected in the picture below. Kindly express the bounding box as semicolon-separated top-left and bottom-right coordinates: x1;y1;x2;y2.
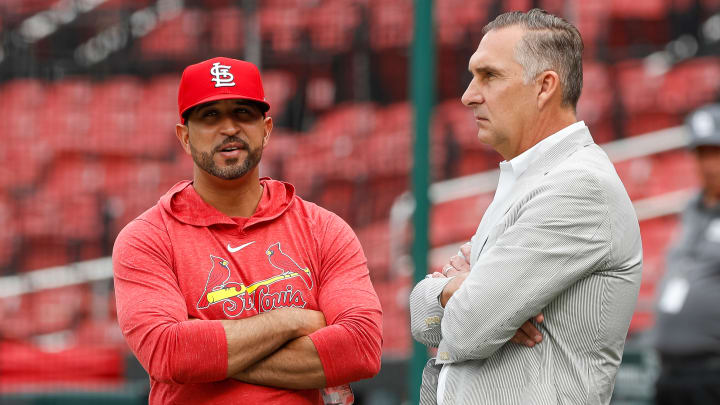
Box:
409;127;642;405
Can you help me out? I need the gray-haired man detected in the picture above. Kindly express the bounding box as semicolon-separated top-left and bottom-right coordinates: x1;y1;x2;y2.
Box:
410;9;642;404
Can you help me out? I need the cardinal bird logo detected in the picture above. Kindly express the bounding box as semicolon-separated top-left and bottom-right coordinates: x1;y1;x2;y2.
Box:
197;255;242;310
265;242;313;290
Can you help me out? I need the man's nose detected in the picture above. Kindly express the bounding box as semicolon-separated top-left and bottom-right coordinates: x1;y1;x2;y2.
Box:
218;115;241;136
461;80;482;107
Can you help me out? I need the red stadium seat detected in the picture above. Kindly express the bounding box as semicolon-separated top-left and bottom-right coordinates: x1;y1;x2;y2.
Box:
579;61;617;144
315;177;360;223
640;215;681;284
613;157;655;201
434;0;490;46
98;0;153;9
140;11;202;59
262;70;297;119
144;74;180;112
576;0;611;56
373;275;413;357
430;193;492;248
16;238;69;272
1;80;47;176
305;75;336;113
258;129;299;180
657;57;720;115
356;221;392;280
503;0;532;12
625;113;682;138
1;0;57;14
368;0;413;49
632;214;682;332
306;0;361;52
359;173;409;224
260;6;306;52
614;150;698;201
701;0;720;12
613;59;688;137
44;80;94;154
0;142;51;192
135;106;179;158
577;62;613;127
614;59;663;117
282;148;322;197
611;0;668;19
314;102;377;137
645;149;699;196
0;79;45;110
209;7;244;53
0;340;123;388
0;194;17;271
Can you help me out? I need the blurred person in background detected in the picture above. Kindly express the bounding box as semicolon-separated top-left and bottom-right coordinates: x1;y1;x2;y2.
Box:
653;103;720;405
409;9;642;404
112;57;381;405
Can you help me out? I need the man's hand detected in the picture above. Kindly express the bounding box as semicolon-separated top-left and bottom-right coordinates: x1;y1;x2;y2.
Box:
230;308;329;389
432;243;472;279
222;307;326;377
436;243;472;305
510;313;544;347
295;308;327;335
435;243;544;348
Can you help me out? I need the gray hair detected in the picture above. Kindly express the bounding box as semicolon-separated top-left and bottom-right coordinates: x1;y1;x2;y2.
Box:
483;8;584;109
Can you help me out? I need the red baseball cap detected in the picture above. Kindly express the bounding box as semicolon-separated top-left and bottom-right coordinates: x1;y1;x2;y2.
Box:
178;57;271;123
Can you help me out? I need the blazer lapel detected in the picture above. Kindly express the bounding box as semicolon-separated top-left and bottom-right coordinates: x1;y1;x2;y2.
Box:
471;179;533;263
471;127;596;263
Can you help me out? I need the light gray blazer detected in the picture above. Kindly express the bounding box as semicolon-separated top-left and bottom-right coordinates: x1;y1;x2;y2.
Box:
409;127;642;405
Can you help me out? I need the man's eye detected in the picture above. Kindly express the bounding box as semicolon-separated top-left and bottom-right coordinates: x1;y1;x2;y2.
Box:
202;110;218;117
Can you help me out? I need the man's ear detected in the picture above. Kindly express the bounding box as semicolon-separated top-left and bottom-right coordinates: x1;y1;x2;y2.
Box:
537;70;561;110
175;123;191;154
262;116;273;148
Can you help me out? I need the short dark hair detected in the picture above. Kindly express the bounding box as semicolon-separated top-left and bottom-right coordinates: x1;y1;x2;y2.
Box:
483;8;584;109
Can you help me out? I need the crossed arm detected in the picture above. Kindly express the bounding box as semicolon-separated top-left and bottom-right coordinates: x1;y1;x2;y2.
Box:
218;308;328;388
410;243;544;350
113;214;381;390
424;174;611;364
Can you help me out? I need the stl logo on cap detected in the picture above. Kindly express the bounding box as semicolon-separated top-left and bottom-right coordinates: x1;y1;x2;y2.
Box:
178;57;270;123
210;62;235;88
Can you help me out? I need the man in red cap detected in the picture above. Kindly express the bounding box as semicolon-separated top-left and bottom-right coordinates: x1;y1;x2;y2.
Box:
112;57;381;404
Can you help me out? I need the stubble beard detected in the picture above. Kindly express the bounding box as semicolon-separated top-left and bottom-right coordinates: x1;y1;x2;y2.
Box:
189;139;263;180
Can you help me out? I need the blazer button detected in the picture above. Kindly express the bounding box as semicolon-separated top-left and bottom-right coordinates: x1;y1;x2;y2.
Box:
425;316;440;327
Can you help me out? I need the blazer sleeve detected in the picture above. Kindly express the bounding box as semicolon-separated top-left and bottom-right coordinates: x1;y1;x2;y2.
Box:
436;171;612;364
409;276;453;347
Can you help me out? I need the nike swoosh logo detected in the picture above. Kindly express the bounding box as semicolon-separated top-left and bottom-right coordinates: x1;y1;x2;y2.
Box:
227;241;255;253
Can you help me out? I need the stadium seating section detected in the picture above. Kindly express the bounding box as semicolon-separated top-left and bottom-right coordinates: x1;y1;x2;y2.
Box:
0;0;718;388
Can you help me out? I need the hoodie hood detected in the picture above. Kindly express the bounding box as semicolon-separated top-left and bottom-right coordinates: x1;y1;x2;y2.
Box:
159;178;296;228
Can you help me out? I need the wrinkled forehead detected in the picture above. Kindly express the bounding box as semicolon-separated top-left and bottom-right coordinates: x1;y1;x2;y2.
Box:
469;26;526;71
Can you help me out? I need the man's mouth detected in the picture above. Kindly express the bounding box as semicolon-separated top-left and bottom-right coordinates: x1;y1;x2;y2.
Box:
220;146;241;152
216;142;247;159
215;140;248;154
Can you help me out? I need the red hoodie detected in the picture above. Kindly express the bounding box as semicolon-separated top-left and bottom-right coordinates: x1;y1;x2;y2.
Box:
113;178;382;405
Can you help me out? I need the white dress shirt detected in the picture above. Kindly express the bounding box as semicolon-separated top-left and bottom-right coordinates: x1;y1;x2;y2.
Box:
436;121;587;405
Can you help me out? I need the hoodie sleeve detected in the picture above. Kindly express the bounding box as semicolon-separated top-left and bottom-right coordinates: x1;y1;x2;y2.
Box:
307;211;383;387
113;217;228;384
